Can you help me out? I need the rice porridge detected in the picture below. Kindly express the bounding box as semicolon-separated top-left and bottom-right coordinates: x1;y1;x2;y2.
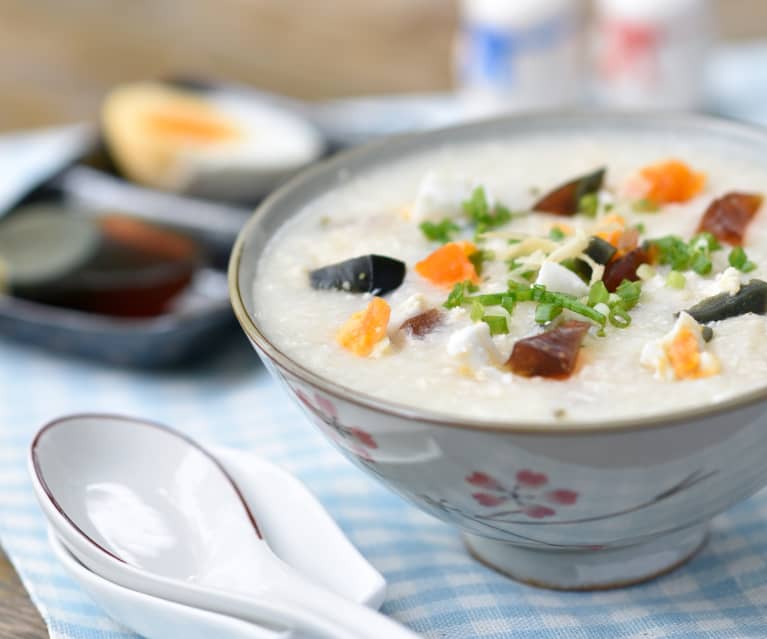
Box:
253;134;767;425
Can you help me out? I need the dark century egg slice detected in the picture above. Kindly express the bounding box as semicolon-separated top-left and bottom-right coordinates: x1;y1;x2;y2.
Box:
309;254;406;295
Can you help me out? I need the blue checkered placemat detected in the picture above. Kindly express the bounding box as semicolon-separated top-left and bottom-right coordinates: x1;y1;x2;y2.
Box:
2;336;767;639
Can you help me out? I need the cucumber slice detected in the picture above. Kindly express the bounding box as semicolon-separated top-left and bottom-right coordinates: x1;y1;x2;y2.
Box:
0;206;100;287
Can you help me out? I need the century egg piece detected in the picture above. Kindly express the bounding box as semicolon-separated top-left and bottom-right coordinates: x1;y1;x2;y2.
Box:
684;279;767;324
400;308;442;337
309;255;406;295
532;168;605;216
507;320;590;379
697;192;763;246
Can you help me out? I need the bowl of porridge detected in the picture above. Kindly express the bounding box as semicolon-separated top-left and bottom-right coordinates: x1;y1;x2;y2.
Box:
230;112;767;589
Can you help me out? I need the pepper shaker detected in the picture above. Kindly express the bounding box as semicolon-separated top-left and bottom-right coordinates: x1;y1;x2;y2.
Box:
454;0;584;116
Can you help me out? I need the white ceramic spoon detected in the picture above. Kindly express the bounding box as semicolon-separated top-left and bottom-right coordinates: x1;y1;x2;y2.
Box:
29;414;419;639
46;445;387;639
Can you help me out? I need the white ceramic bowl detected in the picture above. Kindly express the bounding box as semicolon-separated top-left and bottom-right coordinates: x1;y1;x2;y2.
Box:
230;112;767;589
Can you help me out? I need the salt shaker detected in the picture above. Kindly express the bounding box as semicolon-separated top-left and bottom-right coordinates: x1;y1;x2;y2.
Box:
592;0;713;110
454;0;583;116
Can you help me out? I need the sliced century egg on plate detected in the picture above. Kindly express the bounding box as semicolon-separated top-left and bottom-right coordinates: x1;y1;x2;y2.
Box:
0;205;202;318
101;82;324;201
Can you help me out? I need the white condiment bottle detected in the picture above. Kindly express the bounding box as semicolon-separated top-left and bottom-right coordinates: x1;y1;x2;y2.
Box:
454;0;583;116
592;0;713;110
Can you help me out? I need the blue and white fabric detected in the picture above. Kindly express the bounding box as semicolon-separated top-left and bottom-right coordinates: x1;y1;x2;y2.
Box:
2;338;767;639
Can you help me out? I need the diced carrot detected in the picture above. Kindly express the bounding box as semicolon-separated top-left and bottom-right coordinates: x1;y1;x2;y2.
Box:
636;159;706;204
594;214;639;257
595;214;626;248
415;241;480;287
336;297;391;356
666;326;701;379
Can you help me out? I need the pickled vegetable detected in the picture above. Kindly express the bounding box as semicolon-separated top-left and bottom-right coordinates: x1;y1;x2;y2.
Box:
684;279;767;324
400;308;442;337
309;255;406;295
507;320;590;379
0;206;99;289
532;168;605;216
697;192;763;246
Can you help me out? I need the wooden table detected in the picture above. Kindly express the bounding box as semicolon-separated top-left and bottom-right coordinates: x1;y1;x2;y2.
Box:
0;549;47;638
0;0;765;636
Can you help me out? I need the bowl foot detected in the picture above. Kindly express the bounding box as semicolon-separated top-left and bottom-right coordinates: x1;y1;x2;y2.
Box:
464;524;707;590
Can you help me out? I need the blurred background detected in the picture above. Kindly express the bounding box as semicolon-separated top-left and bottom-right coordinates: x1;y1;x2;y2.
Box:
0;0;766;369
2;0;766;131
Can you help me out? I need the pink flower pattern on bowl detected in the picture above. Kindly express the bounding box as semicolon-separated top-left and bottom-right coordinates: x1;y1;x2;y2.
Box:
294;389;378;459
467;471;578;519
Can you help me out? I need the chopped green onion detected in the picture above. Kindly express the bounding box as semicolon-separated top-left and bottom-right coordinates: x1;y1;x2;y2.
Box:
466;293;503;305
666;270;687;289
634;222;646;234
482;314;509;335
468;249;494;276
463;186;513;235
615;280;642;309
548;227;566;241
531;284;547;302
468;282;612;329
543;292;606;327
535;303;562;324
728;246;757;273
647;232;720;275
588;281;609;307
466;292;518;313
632;198;659;213
501;295;516;314
648;235;691;270
470;300;485;321
608;305;632;328
419;218;459;243
443;280;479;308
577;192;599;217
690;251;712;275
689;232;721;253
507;282;534;302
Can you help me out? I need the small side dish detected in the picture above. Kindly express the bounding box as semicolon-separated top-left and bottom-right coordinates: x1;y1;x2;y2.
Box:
102;82;323;201
0;205;200;317
254;135;767;424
